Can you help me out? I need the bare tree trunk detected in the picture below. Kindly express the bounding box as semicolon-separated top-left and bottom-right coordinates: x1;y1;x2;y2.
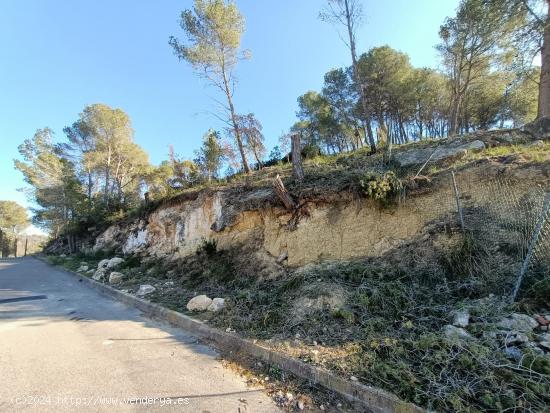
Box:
449;96;461;136
222;71;250;174
342;0;376;153
273;175;296;210
104;145;112;205
13;237;17;258
539;2;550;118
291;134;304;182
24;238;28;256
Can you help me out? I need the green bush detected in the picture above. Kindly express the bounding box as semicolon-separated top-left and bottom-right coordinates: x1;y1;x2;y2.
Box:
359;171;402;204
196;238;218;256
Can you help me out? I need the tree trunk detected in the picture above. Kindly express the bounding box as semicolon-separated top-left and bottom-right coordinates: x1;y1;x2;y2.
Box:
24;238;28;256
222;71;250;173
273;175;296;210
539;1;550;118
104;146;112;204
343;0;376;153
291;134;304;182
364;120;375;147
449;96;461;136
87;168;93;210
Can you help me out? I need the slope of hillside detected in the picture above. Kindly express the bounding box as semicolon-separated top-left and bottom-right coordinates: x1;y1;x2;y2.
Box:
46;128;550;411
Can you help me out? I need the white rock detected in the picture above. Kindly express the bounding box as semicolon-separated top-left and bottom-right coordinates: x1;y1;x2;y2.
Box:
86;269;94;274
106;257;124;269
123;229;148;254
77;265;89;272
452;309;470;328
187;295;213;312
207;298;225;312
108;272;124;284
136;284;156;296
497;313;538;333
92;268;106;281
59;254;66;258
539;341;550;352
97;259;110;269
394;139;486;167
504;331;529;346
444;324;473;340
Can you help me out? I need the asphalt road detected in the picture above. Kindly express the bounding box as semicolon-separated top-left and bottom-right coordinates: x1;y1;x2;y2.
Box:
0;257;280;413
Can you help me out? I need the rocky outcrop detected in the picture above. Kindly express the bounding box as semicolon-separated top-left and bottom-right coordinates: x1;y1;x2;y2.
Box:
88;129;547;268
394;140;486;167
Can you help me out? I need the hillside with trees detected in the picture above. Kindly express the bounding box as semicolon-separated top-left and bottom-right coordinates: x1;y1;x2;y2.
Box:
14;0;548;243
11;1;550;411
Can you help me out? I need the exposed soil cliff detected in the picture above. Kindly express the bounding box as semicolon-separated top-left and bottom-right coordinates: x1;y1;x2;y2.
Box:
92;129;549;269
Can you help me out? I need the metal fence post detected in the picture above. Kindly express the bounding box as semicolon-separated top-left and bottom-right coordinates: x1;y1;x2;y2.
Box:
451;170;465;231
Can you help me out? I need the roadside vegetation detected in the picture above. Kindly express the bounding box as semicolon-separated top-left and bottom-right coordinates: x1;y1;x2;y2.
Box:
46;187;550;411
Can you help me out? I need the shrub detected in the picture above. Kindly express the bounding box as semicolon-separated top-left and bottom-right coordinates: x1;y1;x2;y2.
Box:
196;238;217;256
359;171;402;204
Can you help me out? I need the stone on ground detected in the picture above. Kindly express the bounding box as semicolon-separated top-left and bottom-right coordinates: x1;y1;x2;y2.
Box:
452;309;470;328
207;297;225;312
187;295;212;312
136;284;156;296
92;268;106;281
106;257;124;269
497;313;538;333
108;272;124;284
444;324;472;340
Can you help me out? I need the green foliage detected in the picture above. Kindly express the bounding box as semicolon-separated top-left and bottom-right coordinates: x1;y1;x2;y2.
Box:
169;0;252;173
169;0;246;72
236;113;266;168
359;171;402;203
196;238;218;256
194;129;226;181
14;105;153;236
14;128;85;234
0;201;29;232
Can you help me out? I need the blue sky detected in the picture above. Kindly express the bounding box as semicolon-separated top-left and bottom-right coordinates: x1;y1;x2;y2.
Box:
0;0;459;211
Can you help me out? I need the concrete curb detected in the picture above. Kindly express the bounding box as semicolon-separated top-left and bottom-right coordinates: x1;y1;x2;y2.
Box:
37;257;425;413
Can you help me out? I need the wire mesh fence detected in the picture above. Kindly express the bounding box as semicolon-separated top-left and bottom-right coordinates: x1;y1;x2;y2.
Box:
396;162;550;300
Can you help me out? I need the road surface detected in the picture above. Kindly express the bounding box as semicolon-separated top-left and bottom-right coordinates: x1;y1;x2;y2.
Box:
0;257;280;412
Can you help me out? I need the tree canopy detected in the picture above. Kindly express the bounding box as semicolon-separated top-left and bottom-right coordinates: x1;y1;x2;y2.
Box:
0;201;29;233
170;0;252;173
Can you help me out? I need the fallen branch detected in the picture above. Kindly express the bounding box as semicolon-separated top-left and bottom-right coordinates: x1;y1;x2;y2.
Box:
273;174;296;210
